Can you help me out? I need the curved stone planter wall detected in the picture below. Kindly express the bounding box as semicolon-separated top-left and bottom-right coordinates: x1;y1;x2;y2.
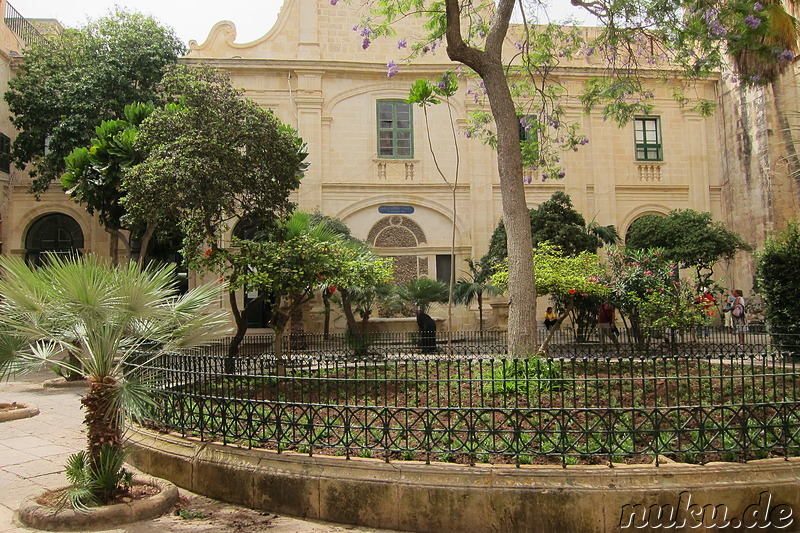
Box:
17;475;177;531
128;427;800;532
0;403;39;422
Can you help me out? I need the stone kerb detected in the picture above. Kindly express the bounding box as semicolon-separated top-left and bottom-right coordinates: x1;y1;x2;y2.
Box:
16;475;178;531
0;402;38;422
127;426;800;533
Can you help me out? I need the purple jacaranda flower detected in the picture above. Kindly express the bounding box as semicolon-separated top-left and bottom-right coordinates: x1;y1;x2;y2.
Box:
557;170;566;179
362;37;371;50
360;27;371;37
754;2;763;11
514;41;523;50
744;14;761;29
709;20;727;35
579;138;589;145
387;61;399;78
330;0;338;5
352;25;358;32
397;38;407;49
750;74;762;83
779;49;795;61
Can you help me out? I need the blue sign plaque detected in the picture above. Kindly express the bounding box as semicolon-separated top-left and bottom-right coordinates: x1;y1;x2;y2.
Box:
378;205;415;214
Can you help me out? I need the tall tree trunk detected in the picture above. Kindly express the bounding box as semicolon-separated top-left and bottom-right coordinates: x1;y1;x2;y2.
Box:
104;227;131;266
108;230;119;266
137;223;158;268
444;0;538;355
477;292;484;334
322;290;332;339
338;288;360;333
226;288;264;372
290;298;307;350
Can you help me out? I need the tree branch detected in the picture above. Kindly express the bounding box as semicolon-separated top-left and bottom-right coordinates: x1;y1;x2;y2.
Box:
485;0;516;59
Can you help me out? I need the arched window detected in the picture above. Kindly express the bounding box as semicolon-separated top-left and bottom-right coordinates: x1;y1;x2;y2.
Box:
25;213;84;266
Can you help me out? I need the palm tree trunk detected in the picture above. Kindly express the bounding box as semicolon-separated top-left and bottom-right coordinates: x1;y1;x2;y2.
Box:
82;380;122;461
771;78;800;180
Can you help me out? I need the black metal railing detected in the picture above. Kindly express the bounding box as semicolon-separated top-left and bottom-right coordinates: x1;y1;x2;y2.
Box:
5;1;47;48
191;325;778;359
132;330;800;467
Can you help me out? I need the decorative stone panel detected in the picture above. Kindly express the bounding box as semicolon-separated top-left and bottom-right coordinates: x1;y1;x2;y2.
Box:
367;216;427;247
637;163;663;182
390;255;419;284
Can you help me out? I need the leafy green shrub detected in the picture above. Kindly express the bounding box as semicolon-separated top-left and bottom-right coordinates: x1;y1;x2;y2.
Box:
62;444;132;512
757;221;800;354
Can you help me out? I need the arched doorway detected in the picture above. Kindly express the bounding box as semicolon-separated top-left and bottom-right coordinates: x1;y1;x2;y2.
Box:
25;213;84;266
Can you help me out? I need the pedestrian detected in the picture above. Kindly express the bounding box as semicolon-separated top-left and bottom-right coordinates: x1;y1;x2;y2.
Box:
722;292;735;333
598;302;619;345
731;289;747;344
544;306;558;331
695;287;716;340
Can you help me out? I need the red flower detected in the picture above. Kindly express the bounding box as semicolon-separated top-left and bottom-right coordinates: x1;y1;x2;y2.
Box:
328;286;337;294
205;249;212;256
569;289;576;294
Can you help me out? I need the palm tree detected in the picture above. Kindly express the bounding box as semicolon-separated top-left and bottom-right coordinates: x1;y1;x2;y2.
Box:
728;1;800;177
586;221;620;247
397;278;449;315
453;258;501;333
0;255;230;464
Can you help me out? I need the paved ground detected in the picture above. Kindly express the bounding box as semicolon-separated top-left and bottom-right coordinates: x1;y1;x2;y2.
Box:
0;371;400;533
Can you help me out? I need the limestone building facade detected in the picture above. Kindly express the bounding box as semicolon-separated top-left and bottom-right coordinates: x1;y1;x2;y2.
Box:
183;0;725;330
0;0;795;331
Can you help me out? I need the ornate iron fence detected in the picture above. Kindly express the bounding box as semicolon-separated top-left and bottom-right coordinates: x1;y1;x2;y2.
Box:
192;325;777;359
134;330;800;467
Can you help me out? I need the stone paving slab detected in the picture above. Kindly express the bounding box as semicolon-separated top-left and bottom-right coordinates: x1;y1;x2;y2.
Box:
0;370;402;533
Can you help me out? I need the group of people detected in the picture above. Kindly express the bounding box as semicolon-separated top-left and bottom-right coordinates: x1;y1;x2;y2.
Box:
541;289;749;344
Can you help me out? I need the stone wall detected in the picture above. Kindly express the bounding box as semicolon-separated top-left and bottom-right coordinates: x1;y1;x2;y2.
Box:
717;68;800;294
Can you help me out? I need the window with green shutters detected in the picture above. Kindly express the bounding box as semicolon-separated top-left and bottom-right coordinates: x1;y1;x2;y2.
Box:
634;117;662;161
377;100;413;158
